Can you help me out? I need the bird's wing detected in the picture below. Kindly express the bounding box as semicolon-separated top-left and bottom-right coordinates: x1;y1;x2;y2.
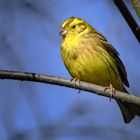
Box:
95;31;129;87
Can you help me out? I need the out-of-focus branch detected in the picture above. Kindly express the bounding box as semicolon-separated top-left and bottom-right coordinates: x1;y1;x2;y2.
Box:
114;0;140;43
0;70;140;106
131;0;140;18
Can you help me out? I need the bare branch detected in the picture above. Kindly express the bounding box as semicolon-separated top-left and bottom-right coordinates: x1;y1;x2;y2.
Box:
0;70;140;106
114;0;140;43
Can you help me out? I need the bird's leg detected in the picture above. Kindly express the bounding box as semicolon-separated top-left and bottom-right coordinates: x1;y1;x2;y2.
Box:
70;77;81;93
104;83;116;101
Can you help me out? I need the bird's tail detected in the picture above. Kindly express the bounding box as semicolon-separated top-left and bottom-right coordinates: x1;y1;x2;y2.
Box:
116;100;134;123
116;87;140;123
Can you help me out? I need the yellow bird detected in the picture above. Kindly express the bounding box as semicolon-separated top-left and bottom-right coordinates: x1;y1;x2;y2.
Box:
60;17;140;123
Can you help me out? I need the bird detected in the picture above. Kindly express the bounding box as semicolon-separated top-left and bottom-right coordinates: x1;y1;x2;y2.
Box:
59;17;140;123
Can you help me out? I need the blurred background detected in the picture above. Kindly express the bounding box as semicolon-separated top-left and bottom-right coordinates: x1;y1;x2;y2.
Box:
0;0;140;139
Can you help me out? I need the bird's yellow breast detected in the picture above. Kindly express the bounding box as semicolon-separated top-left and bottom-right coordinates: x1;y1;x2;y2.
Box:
61;34;123;90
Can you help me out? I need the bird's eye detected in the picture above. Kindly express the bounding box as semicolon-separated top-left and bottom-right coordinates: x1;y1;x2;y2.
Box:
71;25;76;29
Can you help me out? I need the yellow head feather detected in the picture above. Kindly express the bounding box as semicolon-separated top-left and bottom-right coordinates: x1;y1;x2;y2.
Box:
60;17;94;38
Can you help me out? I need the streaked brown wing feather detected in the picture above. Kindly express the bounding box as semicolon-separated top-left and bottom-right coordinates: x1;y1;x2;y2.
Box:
94;31;129;87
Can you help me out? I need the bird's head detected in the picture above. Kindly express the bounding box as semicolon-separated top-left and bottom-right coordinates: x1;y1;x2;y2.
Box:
60;17;94;38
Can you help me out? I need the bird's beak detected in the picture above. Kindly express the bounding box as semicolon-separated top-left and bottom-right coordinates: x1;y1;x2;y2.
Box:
59;29;68;36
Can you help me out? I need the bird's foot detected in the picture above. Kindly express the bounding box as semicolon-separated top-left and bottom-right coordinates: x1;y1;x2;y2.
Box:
104;84;116;101
71;77;81;93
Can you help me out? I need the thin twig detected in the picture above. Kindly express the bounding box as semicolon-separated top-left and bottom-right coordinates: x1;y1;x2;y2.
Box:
0;70;140;106
114;0;140;43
